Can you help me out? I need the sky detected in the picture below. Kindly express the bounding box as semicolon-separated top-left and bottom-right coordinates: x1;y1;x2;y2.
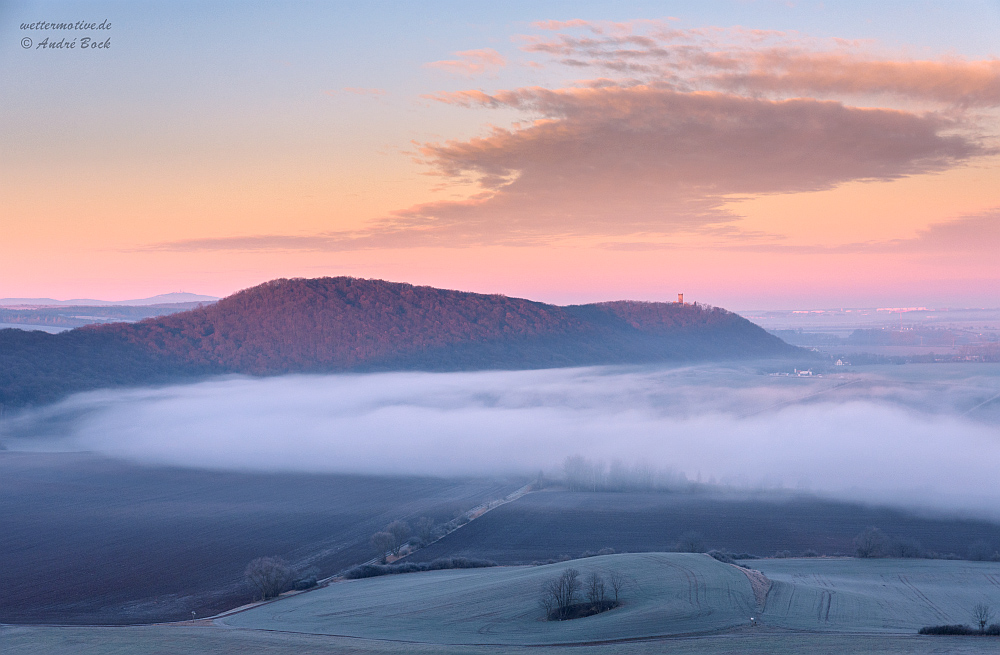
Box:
2;1;999;309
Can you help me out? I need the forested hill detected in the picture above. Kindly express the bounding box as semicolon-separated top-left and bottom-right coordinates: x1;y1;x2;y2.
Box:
0;277;799;407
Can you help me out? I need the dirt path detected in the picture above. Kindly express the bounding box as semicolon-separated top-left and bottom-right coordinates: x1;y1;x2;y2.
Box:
736;566;772;611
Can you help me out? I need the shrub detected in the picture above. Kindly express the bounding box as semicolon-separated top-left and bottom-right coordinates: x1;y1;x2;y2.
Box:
707;550;736;565
801;549;819;558
343;557;497;580
580;548;616;558
919;624;975;635
293;575;318;590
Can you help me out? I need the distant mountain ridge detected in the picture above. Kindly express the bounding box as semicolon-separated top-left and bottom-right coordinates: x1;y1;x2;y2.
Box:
0;277;800;408
0;292;218;308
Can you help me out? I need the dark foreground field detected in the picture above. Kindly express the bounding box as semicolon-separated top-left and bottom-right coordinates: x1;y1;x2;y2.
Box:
407;489;1000;564
4;625;995;655
0;452;518;624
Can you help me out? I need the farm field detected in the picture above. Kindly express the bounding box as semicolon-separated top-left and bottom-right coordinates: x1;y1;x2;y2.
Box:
1;625;993;655
221;553;757;644
0;452;519;624
751;557;1000;632
408;489;1000;563
219;553;1000;644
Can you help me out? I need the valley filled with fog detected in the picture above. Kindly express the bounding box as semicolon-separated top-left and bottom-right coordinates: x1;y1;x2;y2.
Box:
5;363;1000;519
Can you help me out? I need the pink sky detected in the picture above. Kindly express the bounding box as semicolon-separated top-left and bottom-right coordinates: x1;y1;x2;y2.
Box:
3;11;998;309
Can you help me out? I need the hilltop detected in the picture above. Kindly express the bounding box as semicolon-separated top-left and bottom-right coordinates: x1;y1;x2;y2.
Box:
0;277;798;407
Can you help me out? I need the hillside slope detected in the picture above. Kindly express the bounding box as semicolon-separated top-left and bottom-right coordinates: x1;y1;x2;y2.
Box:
0;277;799;407
220;554;1000;645
222;553;759;644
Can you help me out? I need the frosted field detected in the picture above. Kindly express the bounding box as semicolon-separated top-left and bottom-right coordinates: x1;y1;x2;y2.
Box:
6;554;1000;654
220;553;1000;644
752;557;1000;632
221;553;758;644
2;626;995;655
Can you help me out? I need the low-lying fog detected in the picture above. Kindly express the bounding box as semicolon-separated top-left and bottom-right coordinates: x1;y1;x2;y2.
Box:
4;364;1000;518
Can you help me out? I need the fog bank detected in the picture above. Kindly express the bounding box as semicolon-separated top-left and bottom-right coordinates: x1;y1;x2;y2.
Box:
4;366;1000;518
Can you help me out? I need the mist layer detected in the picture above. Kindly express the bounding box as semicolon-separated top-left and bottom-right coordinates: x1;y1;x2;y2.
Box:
5;365;1000;518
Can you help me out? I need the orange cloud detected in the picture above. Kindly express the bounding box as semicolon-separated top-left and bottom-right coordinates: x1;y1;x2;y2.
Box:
402;86;977;239
152;85;980;252
143;23;999;256
424;49;506;77
520;22;1000;107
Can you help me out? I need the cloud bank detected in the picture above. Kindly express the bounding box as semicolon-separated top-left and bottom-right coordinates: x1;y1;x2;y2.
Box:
6;366;1000;519
151;21;999;252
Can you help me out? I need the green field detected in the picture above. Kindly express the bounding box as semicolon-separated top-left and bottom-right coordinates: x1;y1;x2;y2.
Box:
6;554;1000;654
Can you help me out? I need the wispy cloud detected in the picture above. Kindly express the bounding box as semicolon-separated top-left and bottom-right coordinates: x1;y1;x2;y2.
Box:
324;87;387;97
519;21;1000;107
425;48;506;77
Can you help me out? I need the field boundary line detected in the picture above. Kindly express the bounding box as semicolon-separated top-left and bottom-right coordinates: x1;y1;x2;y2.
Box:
310;482;536;584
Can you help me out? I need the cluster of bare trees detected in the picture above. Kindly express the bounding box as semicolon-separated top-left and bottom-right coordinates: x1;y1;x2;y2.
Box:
244;556;292;601
243;557;320;601
540;568;625;621
853;526;923;559
563;456;671;492
371;520;412;563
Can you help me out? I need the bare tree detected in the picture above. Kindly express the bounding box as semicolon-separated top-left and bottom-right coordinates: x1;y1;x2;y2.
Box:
563;456;606;491
607;571;626;604
891;537;923;559
415;516;436;544
675;531;705;553
974;603;994;633
386;520;411;556
585;572;606;606
541;568;581;620
854;526;888;558
371;531;394;562
244;556;291;601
